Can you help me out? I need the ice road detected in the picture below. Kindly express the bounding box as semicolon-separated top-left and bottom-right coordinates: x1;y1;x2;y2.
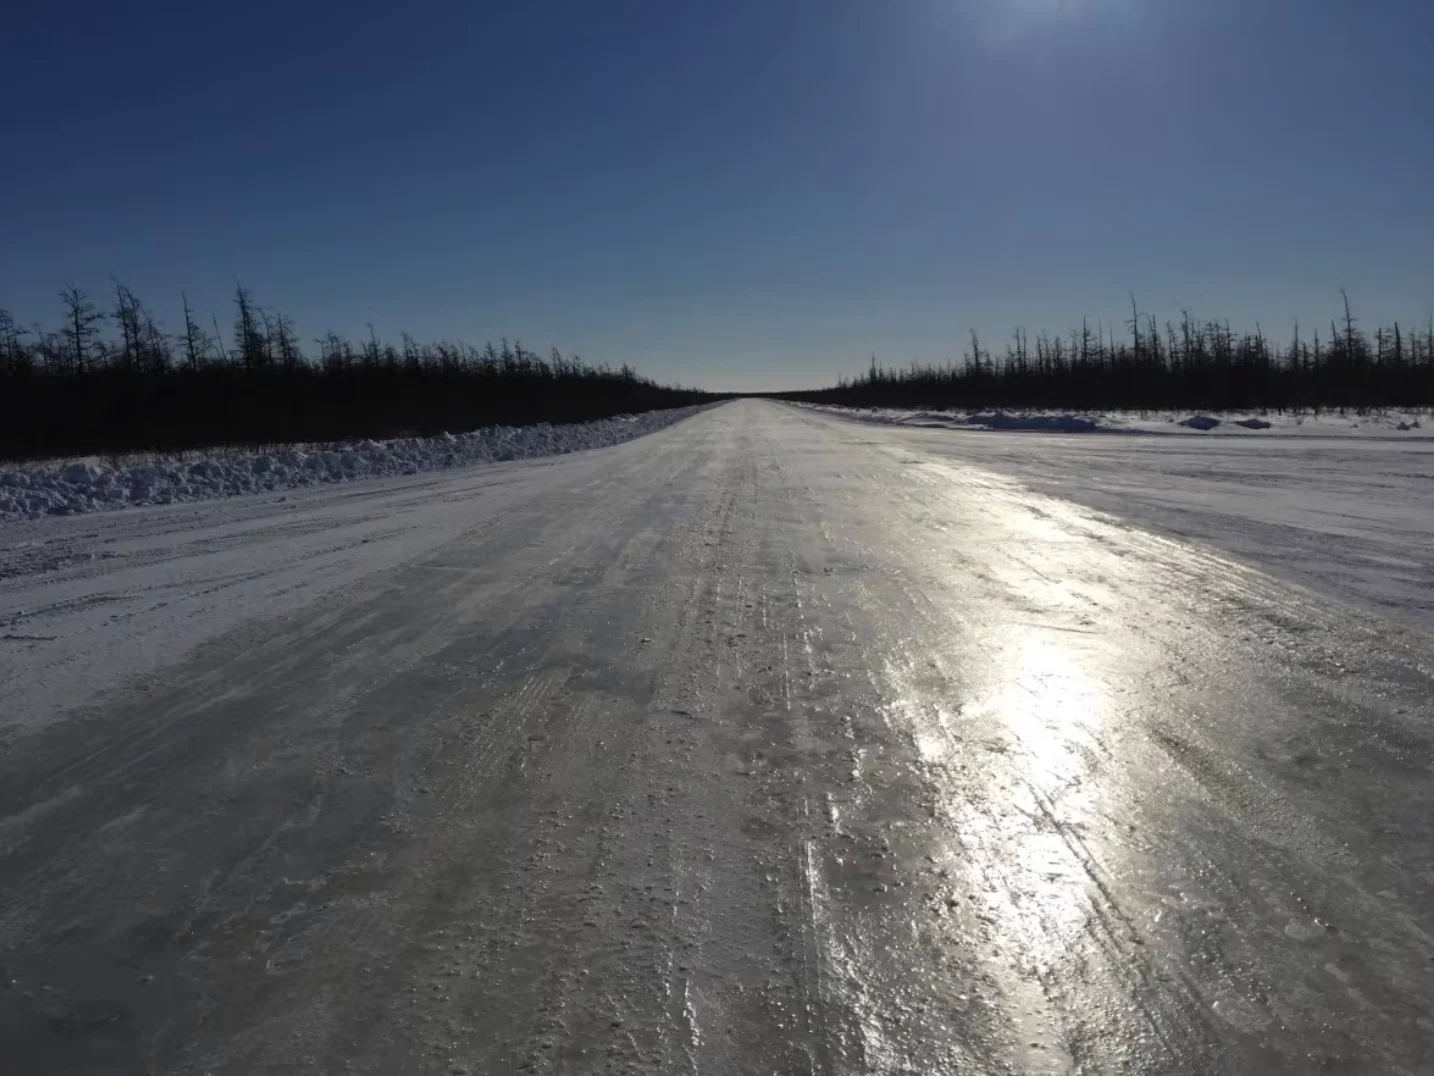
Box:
3;400;1433;1073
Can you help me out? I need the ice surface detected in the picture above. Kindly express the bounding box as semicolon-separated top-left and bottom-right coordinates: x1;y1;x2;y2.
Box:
0;405;710;522
0;404;719;731
10;399;1434;743
807;405;1434;635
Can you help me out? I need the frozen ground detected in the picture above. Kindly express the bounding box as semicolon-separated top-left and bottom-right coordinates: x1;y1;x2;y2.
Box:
802;406;1434;635
5;400;1434;1072
0;404;710;521
809;402;1430;436
0;415;720;733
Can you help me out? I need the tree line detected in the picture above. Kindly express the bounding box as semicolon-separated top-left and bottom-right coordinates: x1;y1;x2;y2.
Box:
0;281;719;459
781;293;1434;414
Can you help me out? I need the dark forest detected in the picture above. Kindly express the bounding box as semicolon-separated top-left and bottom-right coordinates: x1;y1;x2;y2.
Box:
782;294;1433;415
0;282;718;459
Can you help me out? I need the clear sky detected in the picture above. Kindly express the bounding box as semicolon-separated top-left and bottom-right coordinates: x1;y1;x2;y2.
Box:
3;0;1431;391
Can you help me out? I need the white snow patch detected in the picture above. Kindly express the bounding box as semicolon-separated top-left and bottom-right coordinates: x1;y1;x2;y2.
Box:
812;406;1109;434
804;404;1434;438
0;406;710;522
0;402;731;731
805;403;1434;634
968;412;1099;433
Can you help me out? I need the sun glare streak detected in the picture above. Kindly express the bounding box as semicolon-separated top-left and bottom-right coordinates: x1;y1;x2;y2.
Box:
960;0;1135;46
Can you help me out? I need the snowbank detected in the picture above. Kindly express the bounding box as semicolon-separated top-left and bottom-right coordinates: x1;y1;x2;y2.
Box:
804;404;1431;438
0;405;711;522
810;406;1107;433
966;412;1099;433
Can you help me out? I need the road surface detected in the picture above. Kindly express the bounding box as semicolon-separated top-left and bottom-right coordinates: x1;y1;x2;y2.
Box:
3;399;1433;1073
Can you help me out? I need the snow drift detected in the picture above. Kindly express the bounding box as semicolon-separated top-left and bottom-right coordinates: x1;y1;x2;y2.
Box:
803;403;1430;438
0;405;711;521
1181;415;1222;431
965;412;1099;433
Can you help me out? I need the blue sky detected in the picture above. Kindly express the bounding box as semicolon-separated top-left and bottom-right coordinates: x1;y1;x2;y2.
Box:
4;0;1431;390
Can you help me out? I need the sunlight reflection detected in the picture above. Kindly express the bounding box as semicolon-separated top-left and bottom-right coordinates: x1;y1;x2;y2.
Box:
969;629;1108;971
984;631;1105;792
905;627;1112;976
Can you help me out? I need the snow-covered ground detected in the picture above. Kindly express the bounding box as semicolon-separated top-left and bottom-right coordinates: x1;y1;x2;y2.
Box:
0;405;711;521
806;403;1431;437
9;398;1434;738
800;405;1434;634
9;400;1434;1073
0;405;726;732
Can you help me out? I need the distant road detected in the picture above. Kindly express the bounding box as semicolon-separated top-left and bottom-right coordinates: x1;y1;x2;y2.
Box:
3;399;1432;1072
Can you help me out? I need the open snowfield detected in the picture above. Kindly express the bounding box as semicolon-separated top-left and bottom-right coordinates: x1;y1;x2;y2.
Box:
5;400;1434;1072
808;402;1434;634
810;402;1431;436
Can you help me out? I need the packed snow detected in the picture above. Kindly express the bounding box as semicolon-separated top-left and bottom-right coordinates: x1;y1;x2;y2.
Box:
0;405;711;521
803;406;1434;636
806;404;1429;437
10;398;1434;741
0;404;726;731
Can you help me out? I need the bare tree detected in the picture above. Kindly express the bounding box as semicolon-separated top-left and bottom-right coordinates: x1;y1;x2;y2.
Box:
274;312;301;370
112;280;143;374
211;315;229;363
0;309;32;377
1339;288;1361;361
59;283;104;373
180;292;212;372
233;284;267;373
142;311;171;375
364;323;382;368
